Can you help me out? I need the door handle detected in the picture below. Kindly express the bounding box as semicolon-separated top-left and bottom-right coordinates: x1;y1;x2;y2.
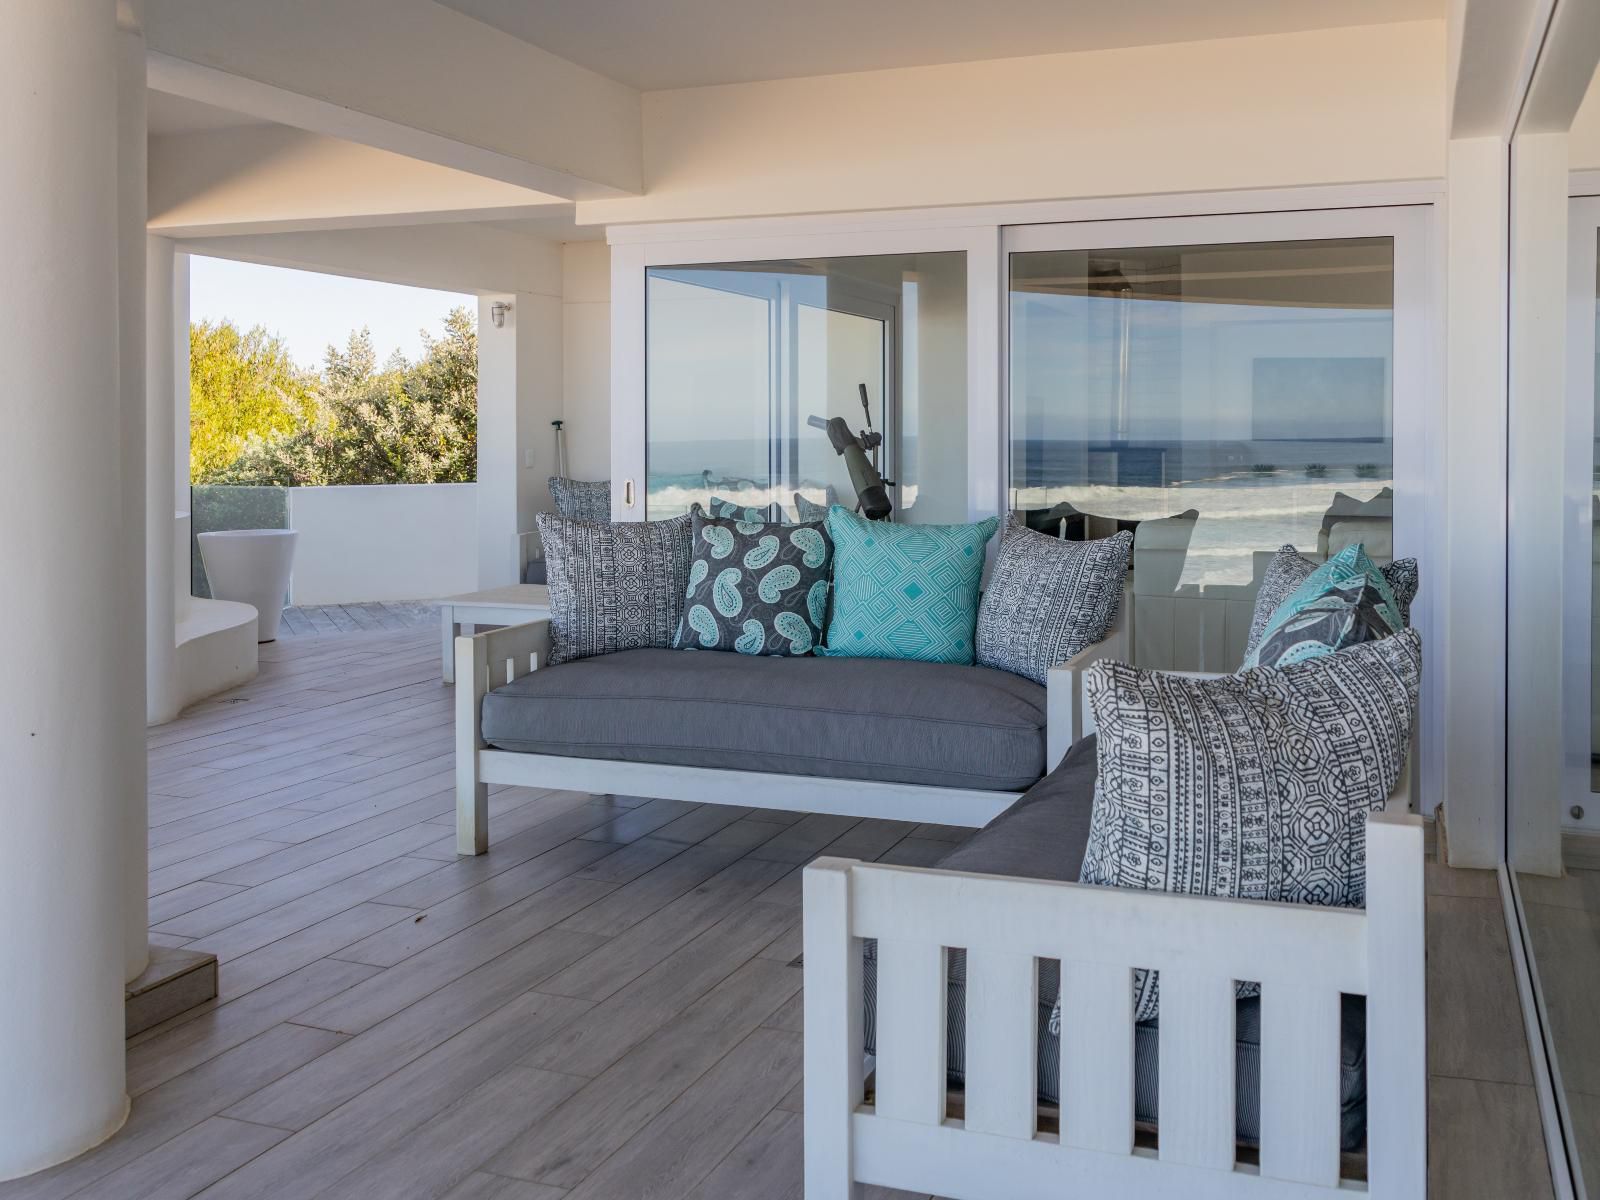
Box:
623;479;635;508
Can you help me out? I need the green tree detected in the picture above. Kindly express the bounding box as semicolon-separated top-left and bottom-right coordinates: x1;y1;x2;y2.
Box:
188;320;315;481
206;308;478;486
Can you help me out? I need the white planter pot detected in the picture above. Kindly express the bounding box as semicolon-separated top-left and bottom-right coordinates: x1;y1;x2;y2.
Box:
197;529;298;643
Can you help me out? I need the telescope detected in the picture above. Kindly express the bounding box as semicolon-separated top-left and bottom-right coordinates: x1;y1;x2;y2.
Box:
808;384;893;521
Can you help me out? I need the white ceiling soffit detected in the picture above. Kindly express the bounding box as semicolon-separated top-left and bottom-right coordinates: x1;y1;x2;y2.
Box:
437;0;1443;91
147;89;271;136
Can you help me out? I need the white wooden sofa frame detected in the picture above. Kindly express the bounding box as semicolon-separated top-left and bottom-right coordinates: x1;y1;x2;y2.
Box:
801;728;1425;1199
452;586;1133;856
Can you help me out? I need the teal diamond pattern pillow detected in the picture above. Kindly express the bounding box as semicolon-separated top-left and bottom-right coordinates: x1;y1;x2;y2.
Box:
1243;543;1402;671
822;506;999;664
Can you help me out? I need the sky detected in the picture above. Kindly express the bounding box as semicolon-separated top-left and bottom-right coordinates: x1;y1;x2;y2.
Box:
189;256;474;371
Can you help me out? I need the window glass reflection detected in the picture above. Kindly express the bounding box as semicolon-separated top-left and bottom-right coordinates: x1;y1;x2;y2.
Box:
1009;237;1396;670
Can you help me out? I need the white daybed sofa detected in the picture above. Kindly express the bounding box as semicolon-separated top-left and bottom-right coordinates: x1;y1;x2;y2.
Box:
800;682;1425;1200
452;588;1131;856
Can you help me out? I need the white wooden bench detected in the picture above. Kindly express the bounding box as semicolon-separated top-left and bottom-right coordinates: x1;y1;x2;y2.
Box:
801;759;1425;1199
452;587;1132;856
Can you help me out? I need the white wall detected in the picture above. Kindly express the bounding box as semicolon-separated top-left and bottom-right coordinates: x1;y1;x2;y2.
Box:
477;292;565;587
562;241;612;481
579;21;1447;226
287;483;478;604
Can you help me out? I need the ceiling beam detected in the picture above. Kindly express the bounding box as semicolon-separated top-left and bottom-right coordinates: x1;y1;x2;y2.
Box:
145;0;641;199
1447;0;1552;138
175;222;566;297
148;123;574;238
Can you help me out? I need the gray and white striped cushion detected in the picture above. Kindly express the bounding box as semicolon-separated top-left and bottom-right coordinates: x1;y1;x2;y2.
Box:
975;523;1132;685
536;512;692;666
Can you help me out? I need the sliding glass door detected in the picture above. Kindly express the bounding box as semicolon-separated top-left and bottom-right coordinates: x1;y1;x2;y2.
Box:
1006;211;1427;676
644;253;967;524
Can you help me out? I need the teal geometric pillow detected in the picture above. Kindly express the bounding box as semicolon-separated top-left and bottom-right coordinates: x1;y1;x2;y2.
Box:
1243;543;1402;671
821;506;999;664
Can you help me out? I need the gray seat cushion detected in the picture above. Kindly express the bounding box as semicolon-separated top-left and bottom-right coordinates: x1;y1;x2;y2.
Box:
935;733;1098;881
862;735;1368;1151
479;647;1047;791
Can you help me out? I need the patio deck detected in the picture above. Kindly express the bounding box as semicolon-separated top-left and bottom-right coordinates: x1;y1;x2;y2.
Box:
5;625;936;1200
277;601;438;638
0;626;1545;1200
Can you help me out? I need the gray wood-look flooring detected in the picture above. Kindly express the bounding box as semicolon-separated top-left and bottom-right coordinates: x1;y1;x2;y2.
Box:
1;626;931;1200
277;601;438;638
0;623;1551;1198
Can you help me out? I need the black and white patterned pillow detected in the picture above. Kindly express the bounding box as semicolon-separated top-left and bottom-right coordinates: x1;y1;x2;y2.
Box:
673;508;832;655
975;524;1132;684
1079;628;1420;1021
548;476;612;523
537;512;692;665
1244;544;1418;662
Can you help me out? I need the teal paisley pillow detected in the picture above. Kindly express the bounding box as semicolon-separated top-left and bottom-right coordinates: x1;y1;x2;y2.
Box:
709;496;778;524
673;507;833;656
1243;543;1402;671
821;506;999;664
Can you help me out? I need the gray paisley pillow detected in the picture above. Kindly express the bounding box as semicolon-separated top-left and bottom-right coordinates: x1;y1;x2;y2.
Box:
1244;544;1419;662
975;524;1132;684
1080;628;1421;1021
548;476;611;523
674;508;833;656
708;495;776;523
537;512;692;666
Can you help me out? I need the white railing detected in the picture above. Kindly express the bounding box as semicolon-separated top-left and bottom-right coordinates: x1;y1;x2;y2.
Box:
286;483;477;605
803;811;1426;1199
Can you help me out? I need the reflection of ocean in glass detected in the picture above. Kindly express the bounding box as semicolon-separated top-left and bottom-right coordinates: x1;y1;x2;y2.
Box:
1012;436;1393;587
650;435;1393;587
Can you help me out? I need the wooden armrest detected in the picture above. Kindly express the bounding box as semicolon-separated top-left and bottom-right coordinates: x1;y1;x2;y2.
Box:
455;618;552;856
1044;588;1132;770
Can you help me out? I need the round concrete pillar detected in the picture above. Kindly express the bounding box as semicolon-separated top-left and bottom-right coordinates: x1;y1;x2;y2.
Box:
118;0;151;985
0;0;131;1179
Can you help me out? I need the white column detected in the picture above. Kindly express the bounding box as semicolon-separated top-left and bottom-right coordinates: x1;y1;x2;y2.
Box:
117;0;150;983
146;237;182;724
476;292;563;587
1508;132;1576;875
0;1;131;1180
1439;137;1511;868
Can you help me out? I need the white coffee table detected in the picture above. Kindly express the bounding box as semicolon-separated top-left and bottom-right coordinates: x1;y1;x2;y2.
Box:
439;584;551;683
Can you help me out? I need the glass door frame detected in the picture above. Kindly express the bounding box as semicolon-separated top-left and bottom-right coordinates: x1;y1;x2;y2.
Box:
1000;205;1440;802
610;225;1004;527
1562;193;1600;833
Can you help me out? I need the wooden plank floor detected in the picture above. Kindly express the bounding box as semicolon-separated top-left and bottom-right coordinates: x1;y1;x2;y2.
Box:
0;623;1547;1197
0;626;936;1200
277;601;438;638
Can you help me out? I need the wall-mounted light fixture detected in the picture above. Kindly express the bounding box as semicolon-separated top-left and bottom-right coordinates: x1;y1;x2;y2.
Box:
490;301;512;328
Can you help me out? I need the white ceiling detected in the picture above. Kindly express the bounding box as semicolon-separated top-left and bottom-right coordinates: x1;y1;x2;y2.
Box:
147;90;271;136
435;0;1443;91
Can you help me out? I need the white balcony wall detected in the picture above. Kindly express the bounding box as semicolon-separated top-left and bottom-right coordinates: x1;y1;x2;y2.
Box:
579;21;1447;226
286;484;478;605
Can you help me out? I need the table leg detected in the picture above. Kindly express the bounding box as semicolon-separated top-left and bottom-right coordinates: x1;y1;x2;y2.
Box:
441;607;457;684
